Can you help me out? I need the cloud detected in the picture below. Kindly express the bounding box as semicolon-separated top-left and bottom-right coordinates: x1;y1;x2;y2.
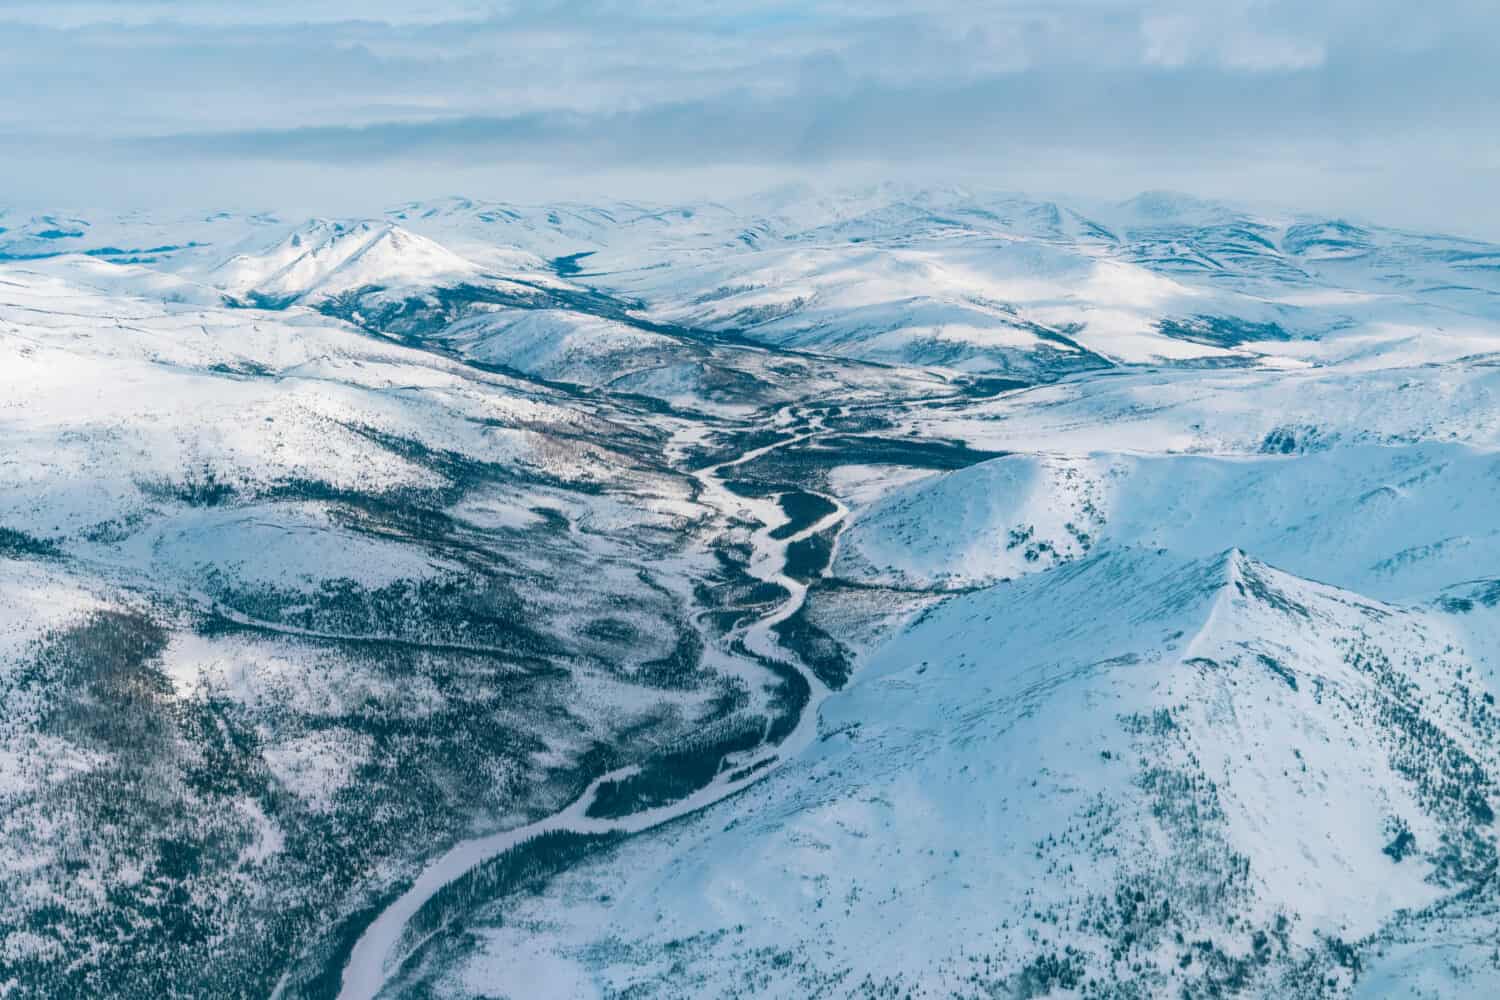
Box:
2;1;1497;235
1139;10;1325;71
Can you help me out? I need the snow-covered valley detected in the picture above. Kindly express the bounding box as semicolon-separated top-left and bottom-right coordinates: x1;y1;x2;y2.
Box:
2;187;1499;998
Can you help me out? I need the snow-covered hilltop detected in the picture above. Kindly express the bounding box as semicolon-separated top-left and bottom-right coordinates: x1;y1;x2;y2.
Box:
208;219;484;307
1;188;1498;999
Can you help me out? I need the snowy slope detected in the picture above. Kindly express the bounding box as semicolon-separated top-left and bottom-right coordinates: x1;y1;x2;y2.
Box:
207;219;484;305
837;443;1500;600
389;547;1499;998
437;308;681;386
0;253;746;998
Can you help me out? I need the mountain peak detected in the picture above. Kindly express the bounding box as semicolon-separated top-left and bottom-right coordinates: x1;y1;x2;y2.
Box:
209;217;480;304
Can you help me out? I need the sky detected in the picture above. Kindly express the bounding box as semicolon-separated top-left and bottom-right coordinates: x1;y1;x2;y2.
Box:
3;0;1498;235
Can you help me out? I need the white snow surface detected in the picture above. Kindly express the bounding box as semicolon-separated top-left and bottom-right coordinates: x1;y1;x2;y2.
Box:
206;219;483;304
6;186;1500;998
426;547;1497;997
838;443;1500;600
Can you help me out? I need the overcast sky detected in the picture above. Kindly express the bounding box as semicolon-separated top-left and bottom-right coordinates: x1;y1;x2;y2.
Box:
3;1;1498;235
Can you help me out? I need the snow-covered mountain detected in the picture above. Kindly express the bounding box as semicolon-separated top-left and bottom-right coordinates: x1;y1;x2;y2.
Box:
207;219;484;306
419;547;1497;998
2;187;1499;999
